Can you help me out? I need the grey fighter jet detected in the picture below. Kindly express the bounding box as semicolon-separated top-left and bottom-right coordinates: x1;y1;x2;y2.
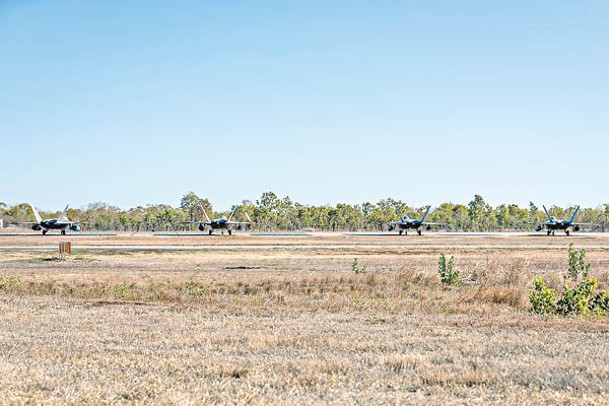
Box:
17;204;81;235
387;206;442;235
535;205;589;236
184;208;254;235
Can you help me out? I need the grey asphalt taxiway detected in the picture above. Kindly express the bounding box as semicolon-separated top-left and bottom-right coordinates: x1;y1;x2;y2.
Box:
1;231;607;252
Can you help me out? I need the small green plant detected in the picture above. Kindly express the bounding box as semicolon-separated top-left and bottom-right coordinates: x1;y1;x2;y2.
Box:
114;282;130;299
438;253;459;285
351;258;367;274
530;278;609;316
557;279;597;316
186;277;216;299
529;278;609;316
567;243;590;281
590;290;609;313
529;278;558;315
530;244;604;316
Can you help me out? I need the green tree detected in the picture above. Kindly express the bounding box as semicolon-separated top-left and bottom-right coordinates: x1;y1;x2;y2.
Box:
255;191;281;230
180;192;212;222
468;195;488;231
428;203;456;231
5;203;35;224
603;204;609;232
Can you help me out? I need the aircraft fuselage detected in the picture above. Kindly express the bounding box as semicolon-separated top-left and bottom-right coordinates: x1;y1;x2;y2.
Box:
210;220;229;229
199;219;235;235
537;222;579;236
389;221;432;235
32;219;80;235
39;220;70;230
396;221;422;230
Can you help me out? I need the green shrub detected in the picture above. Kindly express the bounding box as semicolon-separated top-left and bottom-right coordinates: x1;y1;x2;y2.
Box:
567;243;590;281
114;282;131;300
438;253;459;285
529;278;558;315
351;258;367;274
529;244;606;317
186;277;215;299
591;290;609;313
529;278;609;316
556;279;597;316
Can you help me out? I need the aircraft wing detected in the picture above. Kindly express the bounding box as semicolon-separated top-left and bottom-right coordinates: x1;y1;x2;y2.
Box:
422;222;446;226
227;212;254;225
181;220;212;225
11;221;38;225
56;221;80;227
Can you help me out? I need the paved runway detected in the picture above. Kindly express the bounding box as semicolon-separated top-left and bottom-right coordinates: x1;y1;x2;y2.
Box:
0;233;118;237
1;231;606;252
1;231;602;238
2;243;609;252
152;232;313;237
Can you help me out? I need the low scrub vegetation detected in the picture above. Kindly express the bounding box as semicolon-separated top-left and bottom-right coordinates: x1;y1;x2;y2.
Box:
438;253;459;285
0;244;607;319
567;243;590;280
530;278;609;316
0;261;530;316
351;258;367;274
529;243;609;316
2;244;609;403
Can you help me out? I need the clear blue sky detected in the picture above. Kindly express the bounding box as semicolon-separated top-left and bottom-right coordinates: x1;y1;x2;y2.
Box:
1;1;607;211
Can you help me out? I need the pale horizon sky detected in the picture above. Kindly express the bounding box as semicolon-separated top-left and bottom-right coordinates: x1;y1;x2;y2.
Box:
1;1;607;212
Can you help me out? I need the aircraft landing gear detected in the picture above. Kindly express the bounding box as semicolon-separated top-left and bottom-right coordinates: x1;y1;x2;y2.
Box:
565;230;570;236
208;229;213;235
228;229;232;236
42;229;48;236
417;229;422;236
547;230;551;236
399;229;403;236
61;230;66;236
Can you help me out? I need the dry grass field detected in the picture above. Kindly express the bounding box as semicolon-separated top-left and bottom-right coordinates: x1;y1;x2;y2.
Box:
2;233;609;404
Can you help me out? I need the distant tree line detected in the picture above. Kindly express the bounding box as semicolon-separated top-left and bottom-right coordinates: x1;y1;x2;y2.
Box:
1;193;608;232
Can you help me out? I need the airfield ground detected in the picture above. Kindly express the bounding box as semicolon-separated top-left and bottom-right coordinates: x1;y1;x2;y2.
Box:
1;232;609;404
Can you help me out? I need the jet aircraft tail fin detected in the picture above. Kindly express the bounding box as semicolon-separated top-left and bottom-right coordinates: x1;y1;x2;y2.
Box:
58;205;70;221
569;206;580;223
543;205;552;221
420;206;431;222
29;204;43;224
201;207;211;223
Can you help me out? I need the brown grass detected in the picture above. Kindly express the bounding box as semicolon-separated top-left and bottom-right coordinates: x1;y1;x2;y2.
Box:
1;237;609;404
